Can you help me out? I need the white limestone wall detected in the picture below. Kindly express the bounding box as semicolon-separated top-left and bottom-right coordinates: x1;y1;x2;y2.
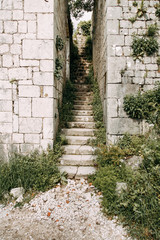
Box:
0;0;69;161
93;0;160;143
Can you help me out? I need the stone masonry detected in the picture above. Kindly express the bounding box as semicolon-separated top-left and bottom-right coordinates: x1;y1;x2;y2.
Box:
0;0;70;162
93;0;160;143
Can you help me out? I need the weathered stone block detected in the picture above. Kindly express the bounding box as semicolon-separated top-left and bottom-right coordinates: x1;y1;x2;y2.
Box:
0;89;11;99
37;14;53;39
13;10;23;20
23;40;53;59
107;7;122;19
43;86;53;98
107;57;126;83
24;0;53;13
0;10;12;20
19;86;40;97
20;60;39;67
19;98;31;117
43;118;53;139
19;118;42;133
28;21;36;33
20;144;34;153
0;100;12;112
0;123;12;133
33;72;53;86
107;98;118;118
32;98;53;117
0;44;9;54
3;55;12;67
0;34;12;44
107;20;119;34
107;118;141;135
13;115;18;132
40;60;53;72
9;68;27;80
10;44;21;54
25;134;40;144
0;112;12;122
13;0;23;9
4;21;17;33
13;133;24;143
18;21;27;33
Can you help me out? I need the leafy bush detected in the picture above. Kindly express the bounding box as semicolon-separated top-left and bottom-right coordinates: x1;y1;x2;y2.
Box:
132;36;159;58
78;20;91;36
124;84;160;130
146;24;158;37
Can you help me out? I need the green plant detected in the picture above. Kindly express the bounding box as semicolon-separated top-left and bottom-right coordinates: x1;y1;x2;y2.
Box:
133;1;138;7
155;4;160;18
56;35;64;51
146;24;158;37
131;36;159;59
59;80;76;128
78;20;91;36
54;57;63;80
129;17;137;23
137;0;147;18
157;57;160;66
0;143;65;201
124;84;160;131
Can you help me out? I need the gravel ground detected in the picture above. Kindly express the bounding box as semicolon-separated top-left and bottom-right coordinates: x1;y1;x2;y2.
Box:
0;179;132;240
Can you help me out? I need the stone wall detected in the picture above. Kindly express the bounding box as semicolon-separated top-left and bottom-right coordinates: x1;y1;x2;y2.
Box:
93;0;160;143
0;0;70;161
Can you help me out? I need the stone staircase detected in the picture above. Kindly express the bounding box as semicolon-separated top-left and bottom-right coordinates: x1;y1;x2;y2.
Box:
59;83;97;179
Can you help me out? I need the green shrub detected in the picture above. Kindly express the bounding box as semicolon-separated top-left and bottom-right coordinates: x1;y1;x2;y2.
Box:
78;20;91;36
146;24;158;37
124;84;160;126
132;36;159;58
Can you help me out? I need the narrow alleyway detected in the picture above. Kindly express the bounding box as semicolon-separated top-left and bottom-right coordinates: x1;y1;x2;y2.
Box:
59;38;97;178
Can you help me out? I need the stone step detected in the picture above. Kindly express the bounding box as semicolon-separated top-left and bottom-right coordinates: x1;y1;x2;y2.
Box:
59;166;96;179
73;105;92;110
74;100;92;105
74;84;91;92
68;122;95;129
73;116;94;122
63;145;96;155
65;136;95;145
62;128;95;136
76;92;93;96
76;95;93;101
72;110;93;116
59;154;96;166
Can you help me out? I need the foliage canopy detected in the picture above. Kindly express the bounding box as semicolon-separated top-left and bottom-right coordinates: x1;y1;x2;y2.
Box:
69;0;94;18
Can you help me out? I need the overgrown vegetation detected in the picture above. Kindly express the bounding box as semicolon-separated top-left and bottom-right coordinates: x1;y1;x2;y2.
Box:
59;80;76;128
69;0;93;18
56;35;64;51
85;35;92;61
78;20;91;36
89;68;160;239
124;83;160;131
0;141;65;203
155;4;160;19
54;57;63;80
131;34;159;59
